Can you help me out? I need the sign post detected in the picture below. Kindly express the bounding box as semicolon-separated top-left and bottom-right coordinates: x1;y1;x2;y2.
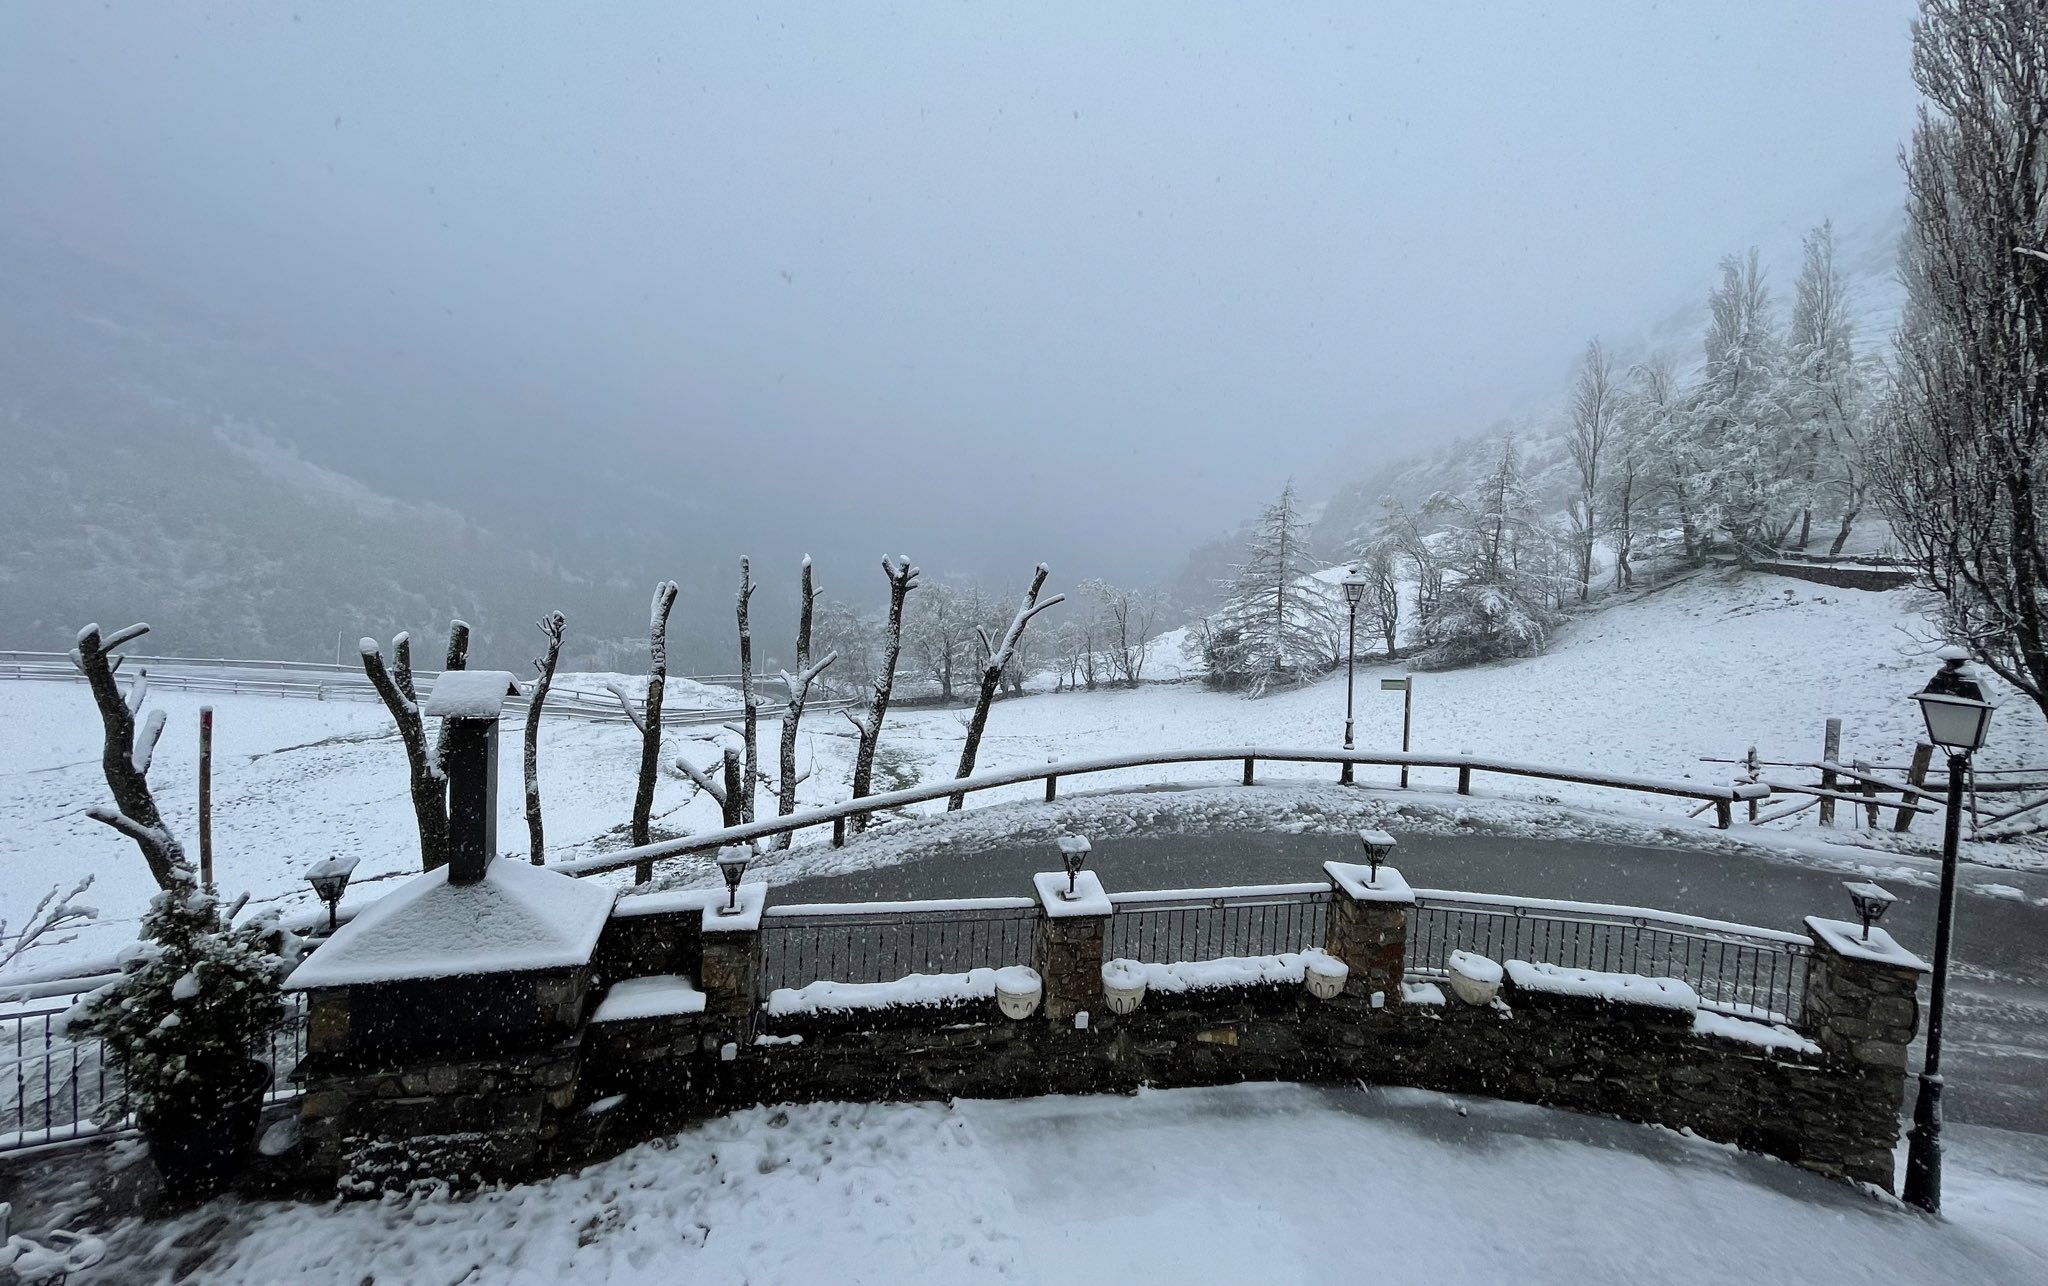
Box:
1380;677;1412;788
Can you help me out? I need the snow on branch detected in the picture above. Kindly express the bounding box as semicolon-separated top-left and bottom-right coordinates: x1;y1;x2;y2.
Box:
674;754;728;805
0;875;96;973
131;708;166;777
780;650;839;700
604;680;648;735
124;667;149;715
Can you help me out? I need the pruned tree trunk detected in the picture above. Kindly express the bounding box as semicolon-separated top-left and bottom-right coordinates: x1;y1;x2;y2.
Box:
775;558;837;848
633;582;680;882
849;556;919;836
360;622;468;872
73;623;189;889
524;611;567;864
951;565;1064;809
737;558;759;824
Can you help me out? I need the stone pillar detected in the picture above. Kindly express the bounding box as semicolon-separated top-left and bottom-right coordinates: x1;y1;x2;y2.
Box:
1798;916;1930;1189
1323;862;1414;1003
1031;870;1111;1023
698;881;768;1052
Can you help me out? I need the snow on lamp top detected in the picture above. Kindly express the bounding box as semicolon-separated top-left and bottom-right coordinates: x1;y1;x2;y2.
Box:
423;670;524;720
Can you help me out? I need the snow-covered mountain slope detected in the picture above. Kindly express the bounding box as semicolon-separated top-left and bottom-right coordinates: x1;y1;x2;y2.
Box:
5;568;2040;978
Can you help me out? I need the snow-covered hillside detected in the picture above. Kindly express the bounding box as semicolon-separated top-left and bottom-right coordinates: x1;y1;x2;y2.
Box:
4;569;2042;975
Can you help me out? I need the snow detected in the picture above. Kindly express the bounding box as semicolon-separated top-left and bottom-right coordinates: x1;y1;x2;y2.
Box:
1414;888;1813;945
1402;980;1448;1005
421;669;522;719
613;882;767;925
1128;950;1337;994
1805;918;1931;972
1504;960;1700;1012
698;881;767;933
1448;950;1504;986
1034;869;1111;918
1691;1009;1821;1055
285;859;615;989
87;1084;2048;1285
1324;860;1415;903
766;967;1007;1016
591;975;706;1023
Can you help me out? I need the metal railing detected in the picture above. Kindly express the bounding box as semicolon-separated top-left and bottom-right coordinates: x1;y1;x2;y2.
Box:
2;994;308;1153
558;748;1776;881
1107;884;1330;965
1406;889;1812;1024
757;898;1039;999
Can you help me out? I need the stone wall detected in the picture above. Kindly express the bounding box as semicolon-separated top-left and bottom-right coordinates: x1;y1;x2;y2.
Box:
286;870;1922;1197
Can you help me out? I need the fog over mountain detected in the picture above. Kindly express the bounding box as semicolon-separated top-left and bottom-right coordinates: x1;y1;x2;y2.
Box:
0;4;1920;667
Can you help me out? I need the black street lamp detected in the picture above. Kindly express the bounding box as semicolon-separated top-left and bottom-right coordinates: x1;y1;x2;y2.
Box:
1340;568;1369;785
714;845;751;916
304;854;359;935
1903;646;1996;1214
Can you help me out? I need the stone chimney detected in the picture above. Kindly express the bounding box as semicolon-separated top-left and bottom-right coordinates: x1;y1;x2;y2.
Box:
422;670;523;884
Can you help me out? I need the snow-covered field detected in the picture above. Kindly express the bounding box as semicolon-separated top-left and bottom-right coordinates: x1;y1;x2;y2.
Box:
4;569;2044;973
88;1084;2048;1284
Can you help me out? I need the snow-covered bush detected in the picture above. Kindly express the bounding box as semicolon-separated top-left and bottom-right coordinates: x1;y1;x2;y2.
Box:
66;876;286;1124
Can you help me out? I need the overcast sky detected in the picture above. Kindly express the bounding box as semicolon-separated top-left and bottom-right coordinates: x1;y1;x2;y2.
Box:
0;2;1922;592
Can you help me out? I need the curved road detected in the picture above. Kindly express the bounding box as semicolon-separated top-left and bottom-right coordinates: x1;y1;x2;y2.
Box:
774;825;2048;1135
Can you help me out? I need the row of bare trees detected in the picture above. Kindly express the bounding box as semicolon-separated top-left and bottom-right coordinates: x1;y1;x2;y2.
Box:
332;550;1072;881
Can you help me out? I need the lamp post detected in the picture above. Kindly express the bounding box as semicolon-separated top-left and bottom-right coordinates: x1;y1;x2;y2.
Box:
1056;834;1092;900
1340;568;1368;785
1903;646;1996;1214
304;855;359;935
714;845;752;916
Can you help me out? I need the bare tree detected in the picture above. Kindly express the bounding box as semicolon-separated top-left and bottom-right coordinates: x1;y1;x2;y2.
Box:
360;619;469;872
1083;578;1165;687
847;555;919;835
0;876;96;973
675;745;746;829
1566;339;1615;600
72;623;189;889
950;565;1064;808
736;558;760;823
523;611;567;864
1869;0;2048;722
774;558;837;845
1358;545;1401;656
905;581;973;701
632;582;679;880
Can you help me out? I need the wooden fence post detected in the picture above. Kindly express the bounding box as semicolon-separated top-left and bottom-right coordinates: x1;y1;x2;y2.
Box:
1893;743;1933;833
1045;774;1058;804
1457;765;1472;796
1855;758;1879;828
1242;757;1255;786
1819;718;1842;827
1714;799;1732;829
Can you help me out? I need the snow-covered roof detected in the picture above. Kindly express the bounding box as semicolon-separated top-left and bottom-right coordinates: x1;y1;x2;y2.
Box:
423;669;523;719
286;858;615;989
592;974;706;1022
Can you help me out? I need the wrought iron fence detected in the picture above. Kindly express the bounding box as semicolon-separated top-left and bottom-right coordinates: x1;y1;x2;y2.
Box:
1406;890;1812;1024
758;898;1039;998
1107;884;1330;966
2;993;309;1154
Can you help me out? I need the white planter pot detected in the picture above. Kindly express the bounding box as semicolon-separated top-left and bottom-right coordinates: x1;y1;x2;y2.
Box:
1101;959;1148;1015
1447;950;1503;1006
994;966;1043;1019
1303;954;1349;1001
